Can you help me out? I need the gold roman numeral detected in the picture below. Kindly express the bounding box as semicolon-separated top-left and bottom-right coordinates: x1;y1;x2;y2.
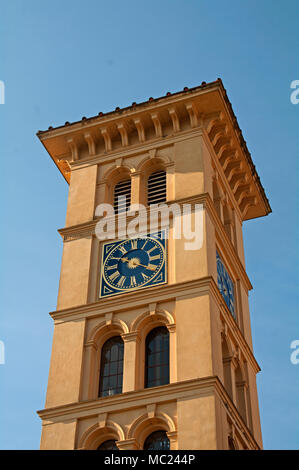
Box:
130;276;137;287
131;240;138;250
109;270;120;281
141;240;148;250
106;264;118;271
118;245;127;255
141;272;150;281
117;276;126;287
149;254;160;261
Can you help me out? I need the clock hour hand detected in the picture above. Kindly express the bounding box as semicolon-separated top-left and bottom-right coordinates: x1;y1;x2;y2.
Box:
121;257;157;271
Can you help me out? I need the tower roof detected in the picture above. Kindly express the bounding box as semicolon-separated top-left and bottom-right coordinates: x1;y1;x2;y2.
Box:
37;79;271;220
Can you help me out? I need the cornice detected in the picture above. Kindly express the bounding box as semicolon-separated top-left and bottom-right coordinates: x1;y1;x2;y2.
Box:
202;116;270;220
50;276;213;321
202;131;243;222
217;88;271;218
37;81;220;138
36;79;271;221
37;375;260;449
37;377;217;420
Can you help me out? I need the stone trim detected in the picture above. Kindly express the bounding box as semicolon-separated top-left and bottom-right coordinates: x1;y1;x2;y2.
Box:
38;375;260;450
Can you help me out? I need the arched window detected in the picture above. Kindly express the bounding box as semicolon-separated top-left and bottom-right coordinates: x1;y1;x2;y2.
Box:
147;170;166;205
97;440;118;450
145;326;169;388
222;336;233;399
235;364;248;423
98;336;124;397
114;178;131;214
144;430;170;450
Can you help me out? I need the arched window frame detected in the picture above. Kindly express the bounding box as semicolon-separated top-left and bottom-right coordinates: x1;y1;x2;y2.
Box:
221;333;234;400
234;361;253;430
144;326;170;389
98;335;124;398
136;157;170;206
81;319;129;401
129;309;176;391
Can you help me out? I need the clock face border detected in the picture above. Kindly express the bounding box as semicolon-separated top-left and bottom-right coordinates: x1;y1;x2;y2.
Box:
99;230;168;299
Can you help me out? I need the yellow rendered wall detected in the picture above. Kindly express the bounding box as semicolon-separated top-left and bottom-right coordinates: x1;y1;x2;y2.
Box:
40;419;77;450
45;319;85;408
65;164;97;227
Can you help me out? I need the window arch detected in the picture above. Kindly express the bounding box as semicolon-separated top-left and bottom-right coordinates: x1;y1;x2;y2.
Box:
114;178;131;214
147;170;166;205
221;336;233;399
235;364;248;424
98;336;124;397
144;430;170;450
145;326;169;388
97;439;118;450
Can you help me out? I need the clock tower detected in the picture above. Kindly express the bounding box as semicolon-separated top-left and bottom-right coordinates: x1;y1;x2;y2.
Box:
37;79;271;450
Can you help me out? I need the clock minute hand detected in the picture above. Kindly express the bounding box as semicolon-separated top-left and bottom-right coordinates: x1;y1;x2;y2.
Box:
135;261;156;271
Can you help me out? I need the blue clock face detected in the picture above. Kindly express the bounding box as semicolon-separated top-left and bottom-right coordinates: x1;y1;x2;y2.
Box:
216;251;235;318
100;231;167;298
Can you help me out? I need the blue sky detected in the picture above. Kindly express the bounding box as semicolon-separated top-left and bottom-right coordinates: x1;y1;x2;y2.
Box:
0;0;298;450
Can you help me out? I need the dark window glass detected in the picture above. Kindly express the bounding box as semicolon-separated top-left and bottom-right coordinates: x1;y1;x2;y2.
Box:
147;170;166;205
98;337;124;397
97;440;118;450
114;179;131;214
144;431;170;450
145;326;169;388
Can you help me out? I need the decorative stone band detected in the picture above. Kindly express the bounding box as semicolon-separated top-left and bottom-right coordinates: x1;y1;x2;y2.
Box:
37;375;260;450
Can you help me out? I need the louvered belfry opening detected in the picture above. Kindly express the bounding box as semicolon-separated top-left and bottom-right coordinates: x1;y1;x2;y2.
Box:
114;178;131;214
147;170;166;206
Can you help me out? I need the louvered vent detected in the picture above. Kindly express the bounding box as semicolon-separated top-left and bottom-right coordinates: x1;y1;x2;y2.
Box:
147;170;167;205
114;179;131;214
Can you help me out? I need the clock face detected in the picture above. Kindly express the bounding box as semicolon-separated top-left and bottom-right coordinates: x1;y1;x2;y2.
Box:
216;251;235;318
100;231;167;298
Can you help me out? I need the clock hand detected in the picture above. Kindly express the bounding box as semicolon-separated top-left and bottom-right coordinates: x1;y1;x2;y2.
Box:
135;262;157;271
121;257;157;271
